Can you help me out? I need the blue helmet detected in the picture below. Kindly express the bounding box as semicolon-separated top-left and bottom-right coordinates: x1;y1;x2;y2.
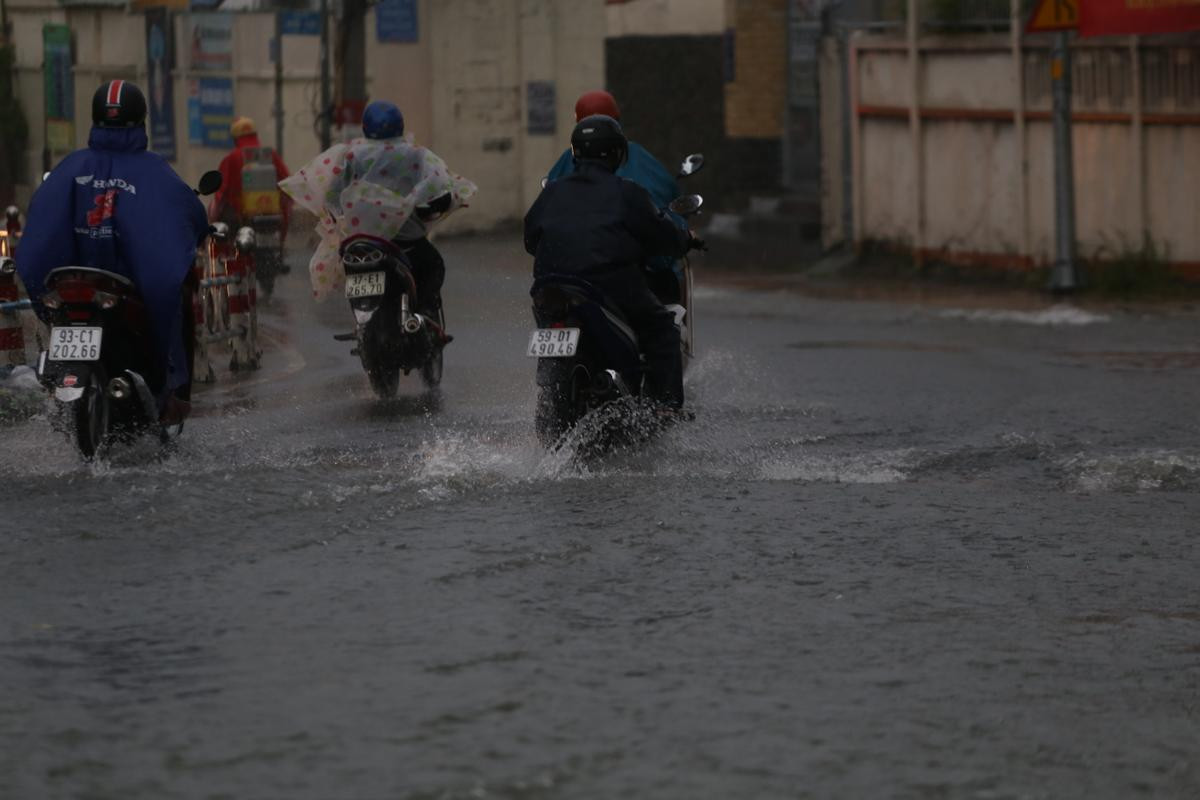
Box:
362;101;405;140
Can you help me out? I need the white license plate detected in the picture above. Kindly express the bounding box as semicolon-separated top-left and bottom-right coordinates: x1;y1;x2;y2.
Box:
48;327;103;361
527;327;580;358
345;271;386;298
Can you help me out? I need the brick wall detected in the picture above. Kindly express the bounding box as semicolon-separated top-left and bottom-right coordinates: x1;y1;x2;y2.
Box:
723;0;787;139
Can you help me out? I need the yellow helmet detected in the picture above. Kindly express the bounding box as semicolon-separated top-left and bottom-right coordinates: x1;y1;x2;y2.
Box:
230;116;256;138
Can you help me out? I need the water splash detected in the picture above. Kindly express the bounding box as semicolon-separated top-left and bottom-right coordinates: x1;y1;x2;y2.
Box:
938;305;1110;326
1060;450;1200;493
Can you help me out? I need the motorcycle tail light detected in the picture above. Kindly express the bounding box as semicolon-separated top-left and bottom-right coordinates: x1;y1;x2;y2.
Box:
55;281;97;304
94;290;119;309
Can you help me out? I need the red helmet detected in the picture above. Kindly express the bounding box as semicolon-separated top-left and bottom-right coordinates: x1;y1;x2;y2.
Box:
574;90;620;123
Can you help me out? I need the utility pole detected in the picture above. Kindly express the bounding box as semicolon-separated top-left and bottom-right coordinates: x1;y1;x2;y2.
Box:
1048;30;1077;292
334;0;367;139
318;0;331;149
273;10;284;156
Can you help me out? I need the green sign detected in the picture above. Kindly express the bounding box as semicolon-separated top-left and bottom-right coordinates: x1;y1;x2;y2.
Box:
43;25;73;120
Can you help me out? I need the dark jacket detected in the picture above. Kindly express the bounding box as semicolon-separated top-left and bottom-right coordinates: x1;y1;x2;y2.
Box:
17;126;209;395
524;160;688;278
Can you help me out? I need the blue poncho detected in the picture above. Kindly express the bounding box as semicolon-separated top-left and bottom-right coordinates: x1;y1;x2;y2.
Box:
17;126;209;397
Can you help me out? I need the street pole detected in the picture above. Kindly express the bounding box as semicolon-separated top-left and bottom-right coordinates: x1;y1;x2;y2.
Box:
1049;30;1077;292
334;0;367;139
318;0;331;150
273;10;284;157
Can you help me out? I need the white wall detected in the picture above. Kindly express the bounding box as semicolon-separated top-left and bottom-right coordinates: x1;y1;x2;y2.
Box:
429;0;605;233
839;33;1200;266
606;0;727;36
6;0;606;234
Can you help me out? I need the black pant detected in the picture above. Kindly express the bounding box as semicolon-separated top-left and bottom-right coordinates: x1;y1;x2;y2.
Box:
586;266;683;409
398;237;445;318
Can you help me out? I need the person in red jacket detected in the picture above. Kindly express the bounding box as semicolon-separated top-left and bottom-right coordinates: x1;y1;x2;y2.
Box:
210;117;290;228
210;117;292;295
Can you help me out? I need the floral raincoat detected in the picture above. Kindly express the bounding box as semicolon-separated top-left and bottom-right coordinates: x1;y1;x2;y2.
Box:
280;135;477;300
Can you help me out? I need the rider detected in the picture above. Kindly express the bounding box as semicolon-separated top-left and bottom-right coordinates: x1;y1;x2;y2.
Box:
524;115;700;412
546;90;687;302
546;90;679;209
280;100;477;327
16;80;210;422
210;116;290;232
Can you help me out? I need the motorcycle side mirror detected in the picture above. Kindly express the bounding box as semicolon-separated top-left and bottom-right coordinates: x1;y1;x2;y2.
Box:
541;177;548;188
41;172;50;183
0;257;15;275
197;170;223;196
669;194;703;217
678;153;704;178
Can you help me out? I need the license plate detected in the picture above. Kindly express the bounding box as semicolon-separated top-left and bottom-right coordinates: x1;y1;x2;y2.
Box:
255;230;281;248
345;271;386;298
48;327;103;361
527;327;580;358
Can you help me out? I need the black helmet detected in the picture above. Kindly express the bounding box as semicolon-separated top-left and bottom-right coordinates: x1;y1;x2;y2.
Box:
91;80;147;128
570;114;627;170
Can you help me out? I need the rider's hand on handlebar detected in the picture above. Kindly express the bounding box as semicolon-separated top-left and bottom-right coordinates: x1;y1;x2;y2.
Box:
688;231;708;252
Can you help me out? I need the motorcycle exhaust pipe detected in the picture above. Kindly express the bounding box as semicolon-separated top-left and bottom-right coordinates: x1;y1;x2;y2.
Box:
402;314;424;334
107;376;132;400
399;294;424;334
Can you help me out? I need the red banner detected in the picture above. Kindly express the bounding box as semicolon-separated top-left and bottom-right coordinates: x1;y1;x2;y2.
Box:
1080;0;1200;36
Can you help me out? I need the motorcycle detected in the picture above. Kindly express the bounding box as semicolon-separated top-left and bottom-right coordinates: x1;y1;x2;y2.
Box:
529;154;706;447
334;204;449;398
245;212;286;300
35;170;223;458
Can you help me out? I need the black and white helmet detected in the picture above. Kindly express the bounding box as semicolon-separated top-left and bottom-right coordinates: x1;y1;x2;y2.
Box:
570;114;628;170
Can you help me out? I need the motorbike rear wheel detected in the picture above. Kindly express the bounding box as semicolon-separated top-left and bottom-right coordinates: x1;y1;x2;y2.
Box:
360;342;400;399
366;361;400;399
535;360;587;448
74;368;111;460
255;246;283;300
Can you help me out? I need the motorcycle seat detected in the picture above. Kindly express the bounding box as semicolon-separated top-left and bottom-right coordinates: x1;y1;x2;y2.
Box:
45;265;135;291
532;274;638;348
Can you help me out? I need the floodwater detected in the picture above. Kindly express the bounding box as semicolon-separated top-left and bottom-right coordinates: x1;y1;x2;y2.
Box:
2;235;1198;799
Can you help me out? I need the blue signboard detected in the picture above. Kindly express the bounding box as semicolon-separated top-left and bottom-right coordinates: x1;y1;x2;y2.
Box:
281;10;322;36
376;0;418;43
145;8;176;160
188;77;233;149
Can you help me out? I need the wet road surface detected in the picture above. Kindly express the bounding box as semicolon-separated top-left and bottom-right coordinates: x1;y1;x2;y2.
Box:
2;234;1199;798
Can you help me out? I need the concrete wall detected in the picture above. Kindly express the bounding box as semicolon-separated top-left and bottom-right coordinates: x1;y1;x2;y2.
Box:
6;0;605;233
837;32;1200;267
429;0;605;232
606;0;727;36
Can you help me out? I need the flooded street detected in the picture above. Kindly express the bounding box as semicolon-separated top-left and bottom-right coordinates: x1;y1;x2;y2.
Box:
2;234;1199;798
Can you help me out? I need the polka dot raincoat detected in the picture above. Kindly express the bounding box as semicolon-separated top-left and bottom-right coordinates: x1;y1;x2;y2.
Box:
280;135;477;300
